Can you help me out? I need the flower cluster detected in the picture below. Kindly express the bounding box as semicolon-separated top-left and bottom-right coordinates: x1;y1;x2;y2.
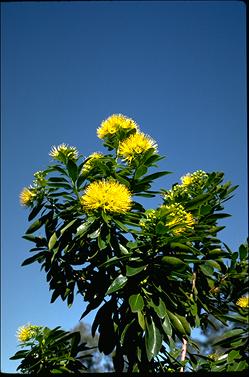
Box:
16;324;41;343
49;143;79;162
140;209;157;229
236;296;249;308
140;205;194;236
97;114;138;139
80;179;132;214
162;203;195;235
33;171;47;187
164;170;208;202
119;132;157;163
81;152;104;173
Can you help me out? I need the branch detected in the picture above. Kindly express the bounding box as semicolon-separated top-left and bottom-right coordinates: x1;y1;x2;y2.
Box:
180;338;187;372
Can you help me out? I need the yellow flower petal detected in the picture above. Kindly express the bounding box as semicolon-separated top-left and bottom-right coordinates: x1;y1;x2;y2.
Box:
19;187;36;207
97;114;138;139
236;296;249;308
81;180;132;214
119;132;157;163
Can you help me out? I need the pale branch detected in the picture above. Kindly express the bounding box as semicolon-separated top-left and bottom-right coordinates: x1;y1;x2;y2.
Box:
180;338;188;373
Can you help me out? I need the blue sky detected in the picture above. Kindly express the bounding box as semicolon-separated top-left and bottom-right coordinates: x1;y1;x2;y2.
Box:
1;1;247;372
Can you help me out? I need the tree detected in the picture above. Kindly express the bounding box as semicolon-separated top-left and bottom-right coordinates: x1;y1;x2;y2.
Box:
12;114;248;373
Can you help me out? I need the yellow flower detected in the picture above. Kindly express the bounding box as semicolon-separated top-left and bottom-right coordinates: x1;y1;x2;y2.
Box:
82;152;103;173
181;174;192;186
119;132;157;163
49;143;78;161
163;203;195;235
236;296;249;308
19;187;36;206
16;324;37;342
81;180;132;214
97;114;138;139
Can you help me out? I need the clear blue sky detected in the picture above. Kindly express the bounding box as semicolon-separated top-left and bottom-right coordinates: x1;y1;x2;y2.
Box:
1;1;247;372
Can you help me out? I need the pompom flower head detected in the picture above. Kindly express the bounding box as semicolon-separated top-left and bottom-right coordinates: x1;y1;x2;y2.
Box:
16;324;39;343
236;296;249;308
181;173;192;186
82;152;104;173
49;143;79;162
81;180;132;214
119;132;158;163
97;114;138;139
19;187;36;207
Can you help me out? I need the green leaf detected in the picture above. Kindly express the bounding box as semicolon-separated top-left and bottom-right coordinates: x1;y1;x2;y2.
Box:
239;244;248;260
161;256;186;270
166;309;187;335
60;219;77;235
21;251;45;266
119;243;129;255
88;228;101;239
185;193;211;210
199;263;214;276
129;294;144;313
66;159;78;182
139;171;171;184
28;202;44;221
9;350;29;360
25;219;43;234
113;219;129;232
135;165;148;179
145;315;163;361
137;311;145;330
156;222;168;235
161;312;172;336
149;297;167;319
228;350;240;363
98;254;131;268
76;218;95;237
47;182;72;190
98;234;106;250
212;328;244;347
170;242;195;251
126;265;146;276
106;274;128;295
48;232;57;250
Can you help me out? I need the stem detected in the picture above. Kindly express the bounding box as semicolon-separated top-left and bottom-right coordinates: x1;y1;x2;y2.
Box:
180;338;187;373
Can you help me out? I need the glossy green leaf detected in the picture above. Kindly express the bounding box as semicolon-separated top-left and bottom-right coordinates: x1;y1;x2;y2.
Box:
126;265;146;276
129;294;144;313
48;232;57;250
149;297;167;319
137;311;145;330
161;256;186;269
60;219;77;235
185;193;211;210
119;243;129;255
199;264;214;276
25;219;43;234
66;159;78;182
161;312;172;336
145;315;163;361
135;165;148;179
106;274;128;295
166;309;186;335
76;218;95;237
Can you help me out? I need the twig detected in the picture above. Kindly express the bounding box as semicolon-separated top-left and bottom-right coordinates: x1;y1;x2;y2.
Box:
180;338;187;372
